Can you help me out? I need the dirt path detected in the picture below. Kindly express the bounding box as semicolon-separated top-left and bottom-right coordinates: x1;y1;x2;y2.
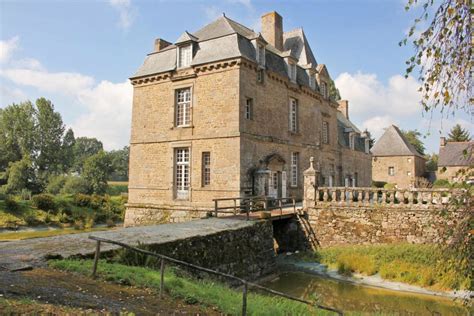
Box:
0;268;220;315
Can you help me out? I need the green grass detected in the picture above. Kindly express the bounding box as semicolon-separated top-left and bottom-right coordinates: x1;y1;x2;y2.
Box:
106;182;128;196
49;259;334;316
0;226;111;241
312;243;471;291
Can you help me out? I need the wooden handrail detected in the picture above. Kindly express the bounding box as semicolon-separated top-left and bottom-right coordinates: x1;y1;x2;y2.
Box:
89;236;342;316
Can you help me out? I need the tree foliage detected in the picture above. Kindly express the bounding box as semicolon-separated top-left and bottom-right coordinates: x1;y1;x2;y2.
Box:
447;124;471;142
329;79;341;101
425;153;438;172
401;129;426;155
72;137;103;173
82;151;113;194
108;146;130;181
401;0;471;115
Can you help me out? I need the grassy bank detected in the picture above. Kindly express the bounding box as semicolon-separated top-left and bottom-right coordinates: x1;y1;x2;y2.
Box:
0;297;84;315
311;243;471;291
49;259;334;316
0;194;125;230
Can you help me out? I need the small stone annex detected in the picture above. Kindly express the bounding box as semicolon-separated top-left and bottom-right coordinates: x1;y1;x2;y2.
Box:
371;125;426;188
125;11;372;226
437;137;473;183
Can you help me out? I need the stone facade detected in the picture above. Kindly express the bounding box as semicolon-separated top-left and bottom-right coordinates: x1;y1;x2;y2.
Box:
372;155;426;188
125;12;372;226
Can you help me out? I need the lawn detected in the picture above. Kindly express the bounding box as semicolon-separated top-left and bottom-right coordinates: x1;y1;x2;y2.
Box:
310;243;471;291
49;259;336;316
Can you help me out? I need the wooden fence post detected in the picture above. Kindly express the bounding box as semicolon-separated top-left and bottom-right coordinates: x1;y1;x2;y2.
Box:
160;258;165;299
92;240;101;278
242;281;248;316
214;200;218;218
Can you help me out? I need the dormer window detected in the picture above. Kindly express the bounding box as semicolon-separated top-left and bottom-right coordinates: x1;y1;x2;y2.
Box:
288;62;297;83
257;44;265;67
320;81;328;99
309;75;316;90
178;44;192;68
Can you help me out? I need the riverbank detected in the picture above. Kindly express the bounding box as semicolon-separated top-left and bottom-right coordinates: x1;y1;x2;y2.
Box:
277;255;472;301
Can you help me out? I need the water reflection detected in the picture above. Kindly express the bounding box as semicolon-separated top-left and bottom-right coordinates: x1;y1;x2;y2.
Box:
262;272;469;315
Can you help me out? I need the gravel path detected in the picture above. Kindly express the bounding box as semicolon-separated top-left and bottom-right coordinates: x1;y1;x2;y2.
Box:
0;218;255;271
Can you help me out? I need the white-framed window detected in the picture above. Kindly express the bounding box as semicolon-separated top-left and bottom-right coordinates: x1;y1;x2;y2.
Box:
349;134;355;150
288;62;297;83
202;152;211;186
291;152;299;187
407;158;412;163
289;98;298;133
407;171;412;176
309;75;316;90
388;166;395;176
245;98;253;120
257;44;265;67
178;44;192;68
272;172;278;190
175;148;190;199
176;88;191;127
322;121;329;144
321;81;328;99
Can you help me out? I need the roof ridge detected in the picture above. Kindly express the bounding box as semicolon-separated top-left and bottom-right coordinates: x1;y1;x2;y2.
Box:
222;15;256;35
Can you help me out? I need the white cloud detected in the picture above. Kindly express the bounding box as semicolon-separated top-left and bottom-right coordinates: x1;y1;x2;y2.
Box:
0;85;28;106
0;36;19;63
108;0;137;30
335;72;422;117
73;80;132;150
361;115;398;140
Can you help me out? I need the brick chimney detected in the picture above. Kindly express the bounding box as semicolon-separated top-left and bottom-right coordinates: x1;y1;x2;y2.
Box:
154;38;171;52
440;137;446;147
261;11;283;51
337;100;349;119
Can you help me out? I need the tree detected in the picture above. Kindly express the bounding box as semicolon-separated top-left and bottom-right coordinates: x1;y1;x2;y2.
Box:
425;153;438;172
447;124;471;142
108;146;130;181
2;156;36;194
401;129;425;156
62;128;76;172
402;0;471;115
72;137;103;173
329;79;341;101
0;102;36;171
82;151;112;194
35;98;65;180
363;129;375;148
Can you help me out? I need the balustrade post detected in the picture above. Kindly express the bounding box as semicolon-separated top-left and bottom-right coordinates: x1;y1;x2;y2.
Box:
348;189;354;204
408;191;414;204
331;189;336;202
340;189;346;204
382;191;387;204
364;189;370;205
390;191;395;204
323;189;328;202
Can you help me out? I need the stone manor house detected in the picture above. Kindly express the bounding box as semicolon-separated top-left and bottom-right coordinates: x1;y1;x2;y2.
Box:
125;11;372;225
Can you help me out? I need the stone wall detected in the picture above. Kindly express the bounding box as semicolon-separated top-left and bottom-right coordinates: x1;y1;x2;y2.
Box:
143;220;275;281
304;204;463;247
302;157;464;247
124;204;211;227
372;155;426;188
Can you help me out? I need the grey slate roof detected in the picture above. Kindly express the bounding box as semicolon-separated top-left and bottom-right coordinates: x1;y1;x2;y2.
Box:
438;141;473;166
371;125;424;158
131;14;321;94
283;28;317;66
337;113;365;152
175;31;198;44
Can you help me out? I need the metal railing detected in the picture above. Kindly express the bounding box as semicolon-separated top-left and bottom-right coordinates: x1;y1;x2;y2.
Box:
89;236;342;315
213;196;297;220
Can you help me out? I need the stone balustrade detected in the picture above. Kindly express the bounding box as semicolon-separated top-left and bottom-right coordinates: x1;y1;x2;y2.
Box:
311;186;458;207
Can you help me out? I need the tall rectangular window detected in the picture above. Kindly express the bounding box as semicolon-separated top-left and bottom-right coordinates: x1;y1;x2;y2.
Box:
288;62;297;82
289;98;298;133
309;75;316;90
291;152;299;187
322;121;329;144
245;98;253;120
257;44;265;67
175;148;190;199
176;88;191;127
257;69;264;83
178;44;192;68
202;152;211;186
388;166;395;176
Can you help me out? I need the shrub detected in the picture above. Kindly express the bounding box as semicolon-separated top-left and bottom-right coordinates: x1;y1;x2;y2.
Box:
384;183;396;190
372;181;387;188
46;175;68;194
61;177;90;195
5;197;20;213
433;179;450;188
90;194;107;209
32;194;57;212
73;193;92;207
20;188;32;200
106;183;128;196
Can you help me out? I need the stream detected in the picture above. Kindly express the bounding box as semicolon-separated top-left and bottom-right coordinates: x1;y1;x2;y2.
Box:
262;271;470;315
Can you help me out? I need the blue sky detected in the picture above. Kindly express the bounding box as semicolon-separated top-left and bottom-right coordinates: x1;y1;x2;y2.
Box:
0;0;472;152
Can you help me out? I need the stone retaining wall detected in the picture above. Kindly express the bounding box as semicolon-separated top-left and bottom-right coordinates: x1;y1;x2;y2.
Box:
142;220;275;280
